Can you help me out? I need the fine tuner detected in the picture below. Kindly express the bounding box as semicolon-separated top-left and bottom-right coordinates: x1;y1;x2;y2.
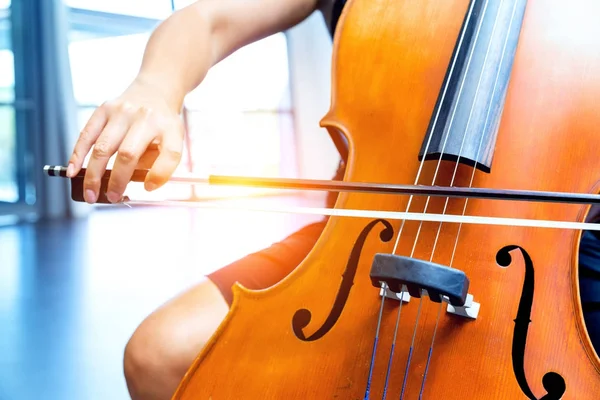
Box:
44;165;600;232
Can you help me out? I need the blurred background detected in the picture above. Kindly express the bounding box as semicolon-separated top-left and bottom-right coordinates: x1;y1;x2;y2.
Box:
0;1;340;398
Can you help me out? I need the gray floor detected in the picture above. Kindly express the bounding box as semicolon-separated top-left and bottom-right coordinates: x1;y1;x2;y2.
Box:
0;197;321;400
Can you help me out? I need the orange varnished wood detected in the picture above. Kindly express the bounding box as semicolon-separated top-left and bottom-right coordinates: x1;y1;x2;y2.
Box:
173;0;600;398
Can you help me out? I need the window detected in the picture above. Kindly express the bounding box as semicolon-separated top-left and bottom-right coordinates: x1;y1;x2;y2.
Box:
70;33;150;111
172;0;195;8
0;107;16;203
0;5;17;204
0;50;13;102
67;3;295;201
66;0;171;19
182;33;294;198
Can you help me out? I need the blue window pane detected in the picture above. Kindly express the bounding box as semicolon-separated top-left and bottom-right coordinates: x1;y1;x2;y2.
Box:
0;51;14;103
0;5;12;103
66;0;171;19
0;6;15;203
0;106;17;203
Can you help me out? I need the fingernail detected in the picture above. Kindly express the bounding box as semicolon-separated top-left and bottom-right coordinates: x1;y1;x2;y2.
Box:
106;191;120;203
145;182;158;191
85;189;97;203
66;163;74;177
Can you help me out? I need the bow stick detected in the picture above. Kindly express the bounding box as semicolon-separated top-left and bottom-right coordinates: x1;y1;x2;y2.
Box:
43;165;600;231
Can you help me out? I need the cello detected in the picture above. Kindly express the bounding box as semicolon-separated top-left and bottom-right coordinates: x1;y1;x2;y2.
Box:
45;0;600;397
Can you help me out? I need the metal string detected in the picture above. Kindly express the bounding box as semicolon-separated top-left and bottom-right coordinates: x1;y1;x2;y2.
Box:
110;3;556;399
367;1;480;398
396;0;492;397
450;0;520;268
381;290;405;400
418;0;513;397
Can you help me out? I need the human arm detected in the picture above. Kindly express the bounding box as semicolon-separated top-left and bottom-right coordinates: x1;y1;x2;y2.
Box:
68;0;321;203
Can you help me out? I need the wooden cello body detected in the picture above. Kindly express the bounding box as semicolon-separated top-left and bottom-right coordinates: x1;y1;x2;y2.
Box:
172;0;600;398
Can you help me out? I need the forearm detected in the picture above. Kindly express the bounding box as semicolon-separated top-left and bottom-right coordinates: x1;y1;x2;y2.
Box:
133;4;215;113
132;0;319;112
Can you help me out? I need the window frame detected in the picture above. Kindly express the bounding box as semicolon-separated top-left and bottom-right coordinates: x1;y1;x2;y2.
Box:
0;1;40;218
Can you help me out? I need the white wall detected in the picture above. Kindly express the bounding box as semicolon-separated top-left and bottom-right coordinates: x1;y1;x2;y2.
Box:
285;11;341;188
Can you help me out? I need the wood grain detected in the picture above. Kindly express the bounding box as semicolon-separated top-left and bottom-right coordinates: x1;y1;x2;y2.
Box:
173;0;600;398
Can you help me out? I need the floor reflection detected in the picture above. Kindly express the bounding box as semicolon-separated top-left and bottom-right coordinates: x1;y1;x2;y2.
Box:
0;194;322;400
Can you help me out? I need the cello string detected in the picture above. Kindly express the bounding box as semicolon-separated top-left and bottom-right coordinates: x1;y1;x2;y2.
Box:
397;0;491;397
399;290;424;400
419;299;444;399
389;0;478;256
429;0;504;279
419;0;493;263
369;0;480;396
363;282;388;400
419;0;510;396
450;0;520;268
380;288;405;400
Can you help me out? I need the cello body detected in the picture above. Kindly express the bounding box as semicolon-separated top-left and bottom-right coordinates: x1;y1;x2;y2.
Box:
173;0;600;398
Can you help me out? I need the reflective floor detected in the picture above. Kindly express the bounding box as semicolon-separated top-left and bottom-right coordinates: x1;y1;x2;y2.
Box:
0;195;322;400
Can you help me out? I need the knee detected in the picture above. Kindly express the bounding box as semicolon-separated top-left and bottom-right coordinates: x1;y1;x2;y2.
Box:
123;316;197;400
122;279;229;399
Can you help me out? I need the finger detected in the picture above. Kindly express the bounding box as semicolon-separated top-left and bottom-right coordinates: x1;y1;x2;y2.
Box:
145;126;183;191
83;112;134;203
105;118;157;202
137;141;160;169
67;106;108;177
137;147;160;169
